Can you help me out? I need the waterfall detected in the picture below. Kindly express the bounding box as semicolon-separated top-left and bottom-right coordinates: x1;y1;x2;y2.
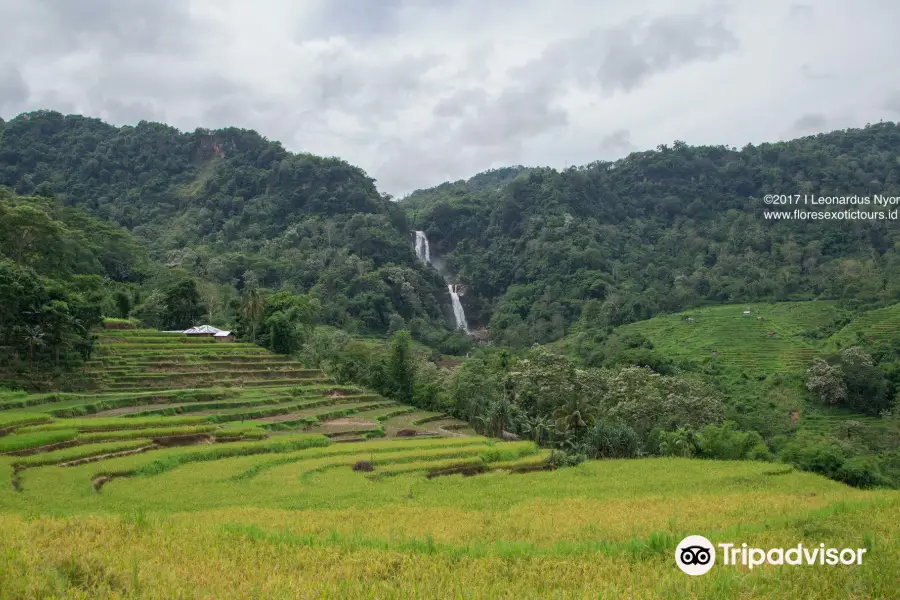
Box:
414;230;430;264
448;284;469;332
414;230;470;333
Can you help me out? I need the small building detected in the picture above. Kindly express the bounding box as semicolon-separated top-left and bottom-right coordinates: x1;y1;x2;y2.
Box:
685;317;695;322
184;325;220;337
182;325;235;341
742;310;752;317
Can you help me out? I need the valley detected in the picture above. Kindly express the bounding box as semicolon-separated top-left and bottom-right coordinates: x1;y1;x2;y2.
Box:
0;112;899;597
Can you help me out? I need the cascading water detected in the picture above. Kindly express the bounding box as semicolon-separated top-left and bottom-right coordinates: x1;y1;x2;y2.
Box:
414;230;430;264
448;284;469;332
413;230;470;332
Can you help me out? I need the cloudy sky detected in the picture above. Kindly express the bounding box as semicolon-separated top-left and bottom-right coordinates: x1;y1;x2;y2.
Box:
2;0;900;196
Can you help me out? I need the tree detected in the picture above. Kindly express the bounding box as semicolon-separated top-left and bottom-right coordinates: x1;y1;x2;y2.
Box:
387;330;414;404
256;291;322;354
240;286;265;342
836;347;892;414
0;201;66;268
520;414;554;445
114;291;132;318
806;359;847;405
132;290;167;330
448;356;500;426
162;279;206;330
603;366;725;444
0;259;101;372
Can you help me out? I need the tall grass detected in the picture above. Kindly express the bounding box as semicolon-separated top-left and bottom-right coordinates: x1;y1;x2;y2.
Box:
78;425;217;443
0;429;78;452
18;416;208;433
0;413;54;430
13;440;153;467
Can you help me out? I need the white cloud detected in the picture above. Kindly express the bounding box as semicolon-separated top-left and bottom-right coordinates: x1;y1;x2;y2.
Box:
2;0;900;195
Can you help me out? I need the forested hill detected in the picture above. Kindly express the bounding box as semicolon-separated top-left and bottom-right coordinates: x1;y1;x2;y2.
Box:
5;110;900;350
0;110;454;343
402;123;900;347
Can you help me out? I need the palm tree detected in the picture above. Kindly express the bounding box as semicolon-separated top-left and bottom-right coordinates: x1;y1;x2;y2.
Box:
240;287;265;342
521;414;554;446
476;395;520;438
23;325;45;363
552;394;597;442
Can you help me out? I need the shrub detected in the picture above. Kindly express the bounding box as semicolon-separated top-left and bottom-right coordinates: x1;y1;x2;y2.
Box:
582;420;640;459
695;421;773;461
780;440;846;479
835;456;886;488
657;428;698;458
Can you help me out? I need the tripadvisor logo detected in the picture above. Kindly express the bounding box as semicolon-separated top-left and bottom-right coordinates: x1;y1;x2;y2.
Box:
675;535;868;576
676;535;716;576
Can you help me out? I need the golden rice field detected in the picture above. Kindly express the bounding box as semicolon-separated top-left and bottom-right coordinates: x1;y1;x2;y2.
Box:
0;330;897;598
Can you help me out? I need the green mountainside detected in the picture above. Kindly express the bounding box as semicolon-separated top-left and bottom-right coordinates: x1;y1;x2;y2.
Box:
0;110;456;343
402;125;900;344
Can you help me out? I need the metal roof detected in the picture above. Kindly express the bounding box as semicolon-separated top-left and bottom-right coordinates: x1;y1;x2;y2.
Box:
184;325;221;334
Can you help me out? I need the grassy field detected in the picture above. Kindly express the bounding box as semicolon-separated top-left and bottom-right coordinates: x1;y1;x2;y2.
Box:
1;327;898;598
0;449;896;598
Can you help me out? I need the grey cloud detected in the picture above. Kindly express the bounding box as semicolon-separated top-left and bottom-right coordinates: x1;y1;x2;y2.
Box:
789;4;815;19
32;91;77;116
375;135;513;197
0;65;29;113
97;98;164;126
793;113;828;132
455;86;568;146
89;63;239;102
429;7;737;171
300;0;462;40
2;0;197;58
514;7;739;95
801;64;832;80
885;91;900;115
302;0;405;39
432;88;488;119
598;129;636;157
307;49;445;118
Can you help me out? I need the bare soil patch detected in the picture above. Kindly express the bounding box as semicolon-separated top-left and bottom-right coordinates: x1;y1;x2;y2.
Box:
152;433;212;447
257;412;311;423
321;418;375;427
510;464;555;474
426;464;488;479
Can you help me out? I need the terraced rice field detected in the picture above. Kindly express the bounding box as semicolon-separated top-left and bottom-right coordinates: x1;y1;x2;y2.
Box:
0;329;487;501
0;441;897;598
616;301;849;375
0;328;898;598
829;303;900;348
0;329;472;440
